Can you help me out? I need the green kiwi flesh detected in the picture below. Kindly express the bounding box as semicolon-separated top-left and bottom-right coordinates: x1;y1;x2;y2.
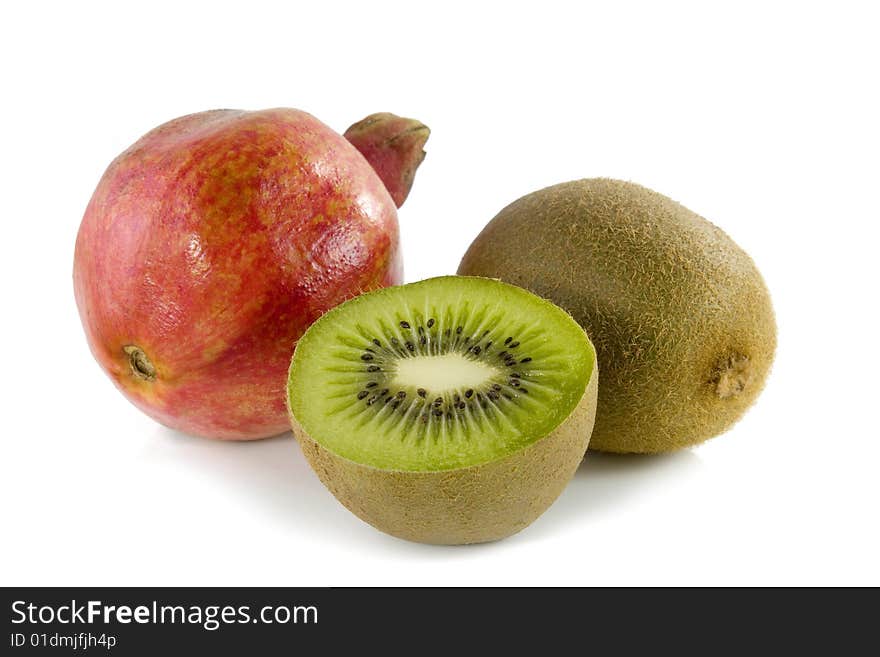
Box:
458;179;776;454
287;276;598;544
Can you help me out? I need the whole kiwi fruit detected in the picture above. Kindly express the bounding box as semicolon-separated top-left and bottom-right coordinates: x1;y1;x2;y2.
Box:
458;178;776;453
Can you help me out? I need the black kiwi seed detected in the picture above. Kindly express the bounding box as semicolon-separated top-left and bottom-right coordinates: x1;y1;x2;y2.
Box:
400;321;411;329
521;357;532;363
366;396;378;405
509;341;520;348
391;400;401;409
372;339;381;347
520;388;529;394
456;326;463;334
364;347;375;353
472;346;482;355
427;318;435;328
465;389;474;398
485;341;492;350
379;388;390;396
499;351;508;359
482;330;490;337
510;373;521;378
453;393;461;402
417;388;427;398
433;397;443;406
366;382;378;388
504;337;513;345
406;341;415;352
457;401;466;410
510;379;521;387
390;337;399;346
396;391;406;399
432;408;443;417
487;390;500;400
357;390;369;400
502;393;513;400
384;396;393;405
367;365;381;372
419;336;427;345
464;336;471;343
492;384;502;391
417;326;425;335
361;354;374;361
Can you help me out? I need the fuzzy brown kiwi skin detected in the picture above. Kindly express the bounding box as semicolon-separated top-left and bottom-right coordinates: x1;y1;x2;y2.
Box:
290;364;597;545
458;178;777;454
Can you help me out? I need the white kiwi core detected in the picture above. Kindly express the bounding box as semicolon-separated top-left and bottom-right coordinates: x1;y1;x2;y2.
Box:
393;353;499;393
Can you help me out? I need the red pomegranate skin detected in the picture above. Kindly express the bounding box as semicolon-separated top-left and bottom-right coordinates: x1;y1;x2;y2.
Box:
74;108;423;439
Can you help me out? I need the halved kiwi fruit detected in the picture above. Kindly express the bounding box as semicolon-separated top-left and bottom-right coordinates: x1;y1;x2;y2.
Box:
287;276;598;545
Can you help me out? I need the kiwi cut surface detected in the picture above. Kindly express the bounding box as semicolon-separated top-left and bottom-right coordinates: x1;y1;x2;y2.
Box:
287;276;598;544
458;178;776;454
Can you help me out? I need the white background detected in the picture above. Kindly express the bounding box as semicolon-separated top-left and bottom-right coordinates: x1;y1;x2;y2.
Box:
2;1;878;586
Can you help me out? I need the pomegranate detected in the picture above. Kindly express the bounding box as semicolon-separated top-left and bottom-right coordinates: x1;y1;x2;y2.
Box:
74;108;428;439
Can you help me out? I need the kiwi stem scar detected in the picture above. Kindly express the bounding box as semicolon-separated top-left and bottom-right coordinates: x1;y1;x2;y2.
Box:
392;353;499;393
123;345;156;381
712;354;751;399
